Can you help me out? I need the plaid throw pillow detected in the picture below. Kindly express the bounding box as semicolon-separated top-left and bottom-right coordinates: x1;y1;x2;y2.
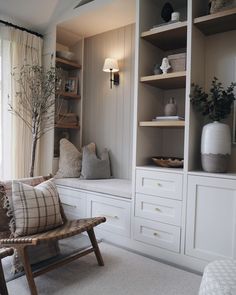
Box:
12;179;63;237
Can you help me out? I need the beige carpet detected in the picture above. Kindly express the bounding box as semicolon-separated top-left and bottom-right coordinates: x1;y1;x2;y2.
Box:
7;243;202;295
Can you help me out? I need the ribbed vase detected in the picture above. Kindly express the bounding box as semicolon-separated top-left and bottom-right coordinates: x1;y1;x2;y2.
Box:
201;121;231;173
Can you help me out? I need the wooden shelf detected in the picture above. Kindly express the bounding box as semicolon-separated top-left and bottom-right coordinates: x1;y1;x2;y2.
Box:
140;71;186;89
194;8;236;35
56;57;81;70
60;92;81;99
141;21;187;50
139;120;185;127
55;124;80;129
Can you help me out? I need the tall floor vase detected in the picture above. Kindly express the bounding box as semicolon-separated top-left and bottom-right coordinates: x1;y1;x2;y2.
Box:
201;121;231;173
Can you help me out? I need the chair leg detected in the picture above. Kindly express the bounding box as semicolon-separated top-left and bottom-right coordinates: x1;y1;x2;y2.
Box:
0;260;8;295
87;228;104;266
16;246;38;295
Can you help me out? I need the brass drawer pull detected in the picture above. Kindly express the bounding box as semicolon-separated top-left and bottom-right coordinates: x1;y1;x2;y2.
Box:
103;214;119;220
156;182;162;187
155;207;161;212
61;203;77;209
153;232;159;237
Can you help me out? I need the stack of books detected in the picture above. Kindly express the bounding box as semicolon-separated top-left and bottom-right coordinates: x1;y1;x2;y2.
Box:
153;116;184;121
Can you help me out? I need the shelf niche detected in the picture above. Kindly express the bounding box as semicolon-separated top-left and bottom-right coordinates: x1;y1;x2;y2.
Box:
194;8;236;36
141;21;187;51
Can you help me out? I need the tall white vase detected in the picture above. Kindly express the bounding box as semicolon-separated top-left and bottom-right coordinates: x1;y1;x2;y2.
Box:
201;121;231;173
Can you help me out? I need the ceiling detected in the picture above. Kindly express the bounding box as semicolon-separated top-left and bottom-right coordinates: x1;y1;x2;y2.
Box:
0;0;136;36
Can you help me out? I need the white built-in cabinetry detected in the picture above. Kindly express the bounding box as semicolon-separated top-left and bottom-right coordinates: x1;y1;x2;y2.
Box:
41;0;236;273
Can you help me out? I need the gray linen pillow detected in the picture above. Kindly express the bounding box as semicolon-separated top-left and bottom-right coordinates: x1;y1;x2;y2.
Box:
55;139;96;178
81;147;111;179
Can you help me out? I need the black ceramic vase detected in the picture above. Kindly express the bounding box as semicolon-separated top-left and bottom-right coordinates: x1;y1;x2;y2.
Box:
161;2;174;22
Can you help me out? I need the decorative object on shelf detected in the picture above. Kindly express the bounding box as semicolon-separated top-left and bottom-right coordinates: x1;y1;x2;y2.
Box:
56;50;76;61
65;77;78;94
209;0;235;14
168;53;186;72
164;97;177;116
103;58;119;89
153;63;162;75
160;57;171;74
233;101;236;144
161;2;174;22
190;77;236;173
154;116;184;121
171;11;180;21
152;157;184;168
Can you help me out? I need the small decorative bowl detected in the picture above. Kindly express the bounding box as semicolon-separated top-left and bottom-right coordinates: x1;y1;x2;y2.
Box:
152;157;184;168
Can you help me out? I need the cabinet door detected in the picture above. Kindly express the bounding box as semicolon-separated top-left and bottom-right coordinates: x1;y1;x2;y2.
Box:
186;175;236;261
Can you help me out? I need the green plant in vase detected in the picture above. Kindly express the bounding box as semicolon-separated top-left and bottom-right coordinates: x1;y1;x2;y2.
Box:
190;77;236;173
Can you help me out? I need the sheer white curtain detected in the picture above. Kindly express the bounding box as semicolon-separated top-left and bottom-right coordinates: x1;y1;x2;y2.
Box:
0;25;43;179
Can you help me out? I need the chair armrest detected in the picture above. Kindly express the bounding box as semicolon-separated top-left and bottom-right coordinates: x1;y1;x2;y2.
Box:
0;237;38;247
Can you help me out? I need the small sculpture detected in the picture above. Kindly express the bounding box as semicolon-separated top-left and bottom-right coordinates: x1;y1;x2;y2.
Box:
161;2;174;22
160;57;171;74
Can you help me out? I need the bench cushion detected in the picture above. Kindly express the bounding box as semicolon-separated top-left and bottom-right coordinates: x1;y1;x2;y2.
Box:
54;178;132;199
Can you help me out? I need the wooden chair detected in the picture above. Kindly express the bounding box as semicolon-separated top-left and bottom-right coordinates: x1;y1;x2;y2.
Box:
0;176;106;295
0;248;14;295
0;218;106;295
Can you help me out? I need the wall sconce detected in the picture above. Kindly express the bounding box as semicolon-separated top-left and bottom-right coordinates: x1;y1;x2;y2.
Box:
103;58;120;89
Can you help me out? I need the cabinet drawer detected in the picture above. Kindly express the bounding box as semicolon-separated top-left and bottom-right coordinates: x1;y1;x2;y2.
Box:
87;195;131;237
135;193;182;226
134;218;181;253
57;187;87;220
136;169;183;200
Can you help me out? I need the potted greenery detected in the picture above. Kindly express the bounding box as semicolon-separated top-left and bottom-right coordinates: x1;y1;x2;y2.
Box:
190;77;236;173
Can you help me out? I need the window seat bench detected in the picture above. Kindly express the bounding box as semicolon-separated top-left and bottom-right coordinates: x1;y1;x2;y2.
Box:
54;178;132;200
54;178;132;239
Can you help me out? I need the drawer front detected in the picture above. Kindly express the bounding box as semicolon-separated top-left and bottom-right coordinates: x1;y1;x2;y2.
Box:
134;218;181;253
136;169;183;200
135;193;182;226
87;195;131;237
57;187;87;220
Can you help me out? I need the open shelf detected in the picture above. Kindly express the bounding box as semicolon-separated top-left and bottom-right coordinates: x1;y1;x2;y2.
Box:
139;120;185;127
141;21;187;50
60;92;81;99
55;124;80;129
140;71;186;89
194;8;236;35
56;57;81;70
137;165;184;173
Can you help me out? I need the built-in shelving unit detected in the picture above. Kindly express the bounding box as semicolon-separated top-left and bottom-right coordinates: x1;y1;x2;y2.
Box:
194;7;236;35
141;21;187;50
139;120;185;127
56;57;81;70
140;71;186;89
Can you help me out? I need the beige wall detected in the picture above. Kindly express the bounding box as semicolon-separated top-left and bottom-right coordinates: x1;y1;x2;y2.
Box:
83;24;135;179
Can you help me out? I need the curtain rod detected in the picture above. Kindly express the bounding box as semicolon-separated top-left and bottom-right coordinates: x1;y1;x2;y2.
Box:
0;20;43;38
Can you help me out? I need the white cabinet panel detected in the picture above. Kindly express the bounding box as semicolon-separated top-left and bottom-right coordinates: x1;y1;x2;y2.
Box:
57;186;87;220
186;175;236;261
136;169;183;200
135;193;182;226
87;194;131;237
134;217;181;253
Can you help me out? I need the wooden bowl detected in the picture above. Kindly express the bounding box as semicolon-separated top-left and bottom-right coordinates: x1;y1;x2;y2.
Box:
152;157;184;168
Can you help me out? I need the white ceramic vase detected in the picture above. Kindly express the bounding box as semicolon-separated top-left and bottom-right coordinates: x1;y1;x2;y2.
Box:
201;121;231;173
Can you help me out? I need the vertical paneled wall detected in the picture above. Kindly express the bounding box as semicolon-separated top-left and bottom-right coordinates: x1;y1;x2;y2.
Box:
83;24;135;179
